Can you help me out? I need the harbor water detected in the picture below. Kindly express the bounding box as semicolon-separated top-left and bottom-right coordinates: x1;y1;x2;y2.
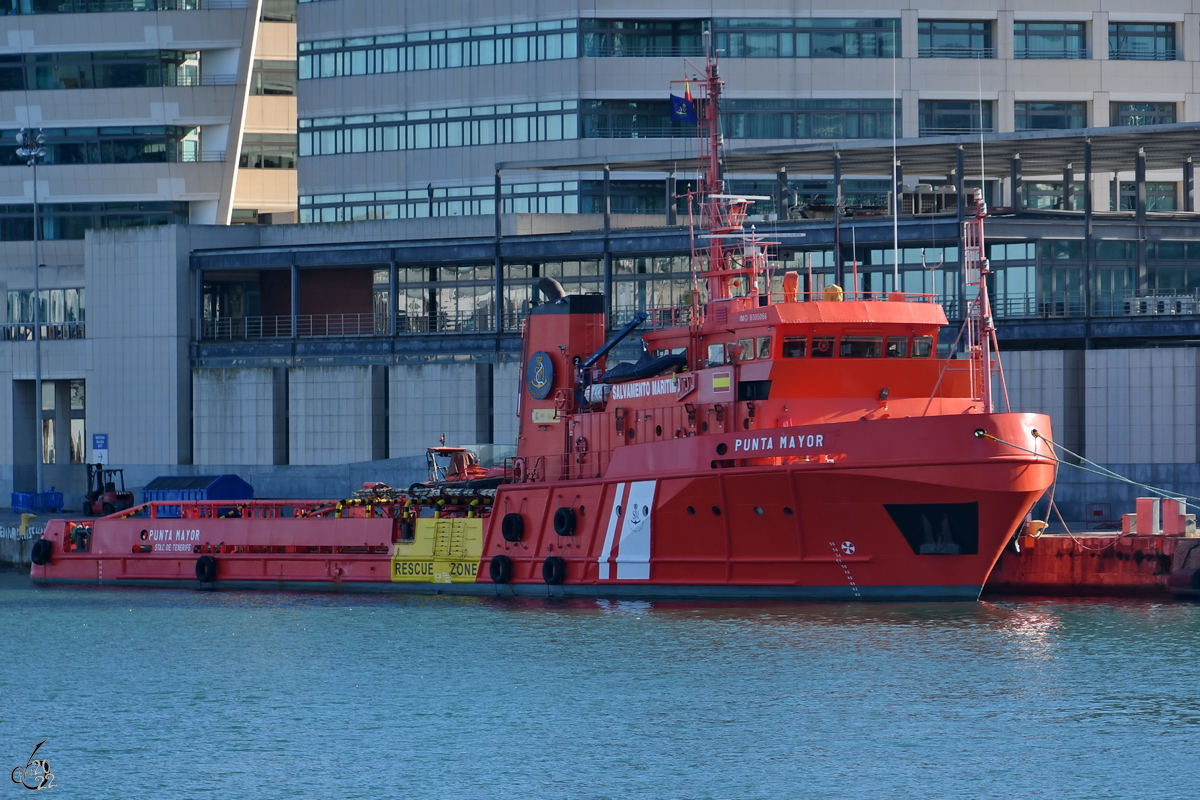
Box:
2;572;1198;799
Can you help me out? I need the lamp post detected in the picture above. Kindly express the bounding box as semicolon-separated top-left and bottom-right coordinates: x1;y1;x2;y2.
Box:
16;128;46;495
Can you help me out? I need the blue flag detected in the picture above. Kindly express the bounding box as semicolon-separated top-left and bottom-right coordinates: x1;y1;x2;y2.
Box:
670;85;697;123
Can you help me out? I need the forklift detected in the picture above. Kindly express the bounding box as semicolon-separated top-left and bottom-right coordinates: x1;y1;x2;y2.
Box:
83;464;136;516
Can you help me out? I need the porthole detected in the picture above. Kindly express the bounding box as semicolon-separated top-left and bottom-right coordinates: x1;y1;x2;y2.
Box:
628;428;635;439
656;425;663;436
687;506;696;515
784;507;794;516
716;443;728;456
701;421;709;432
754;507;764;516
743;419;750;430
712;506;722;516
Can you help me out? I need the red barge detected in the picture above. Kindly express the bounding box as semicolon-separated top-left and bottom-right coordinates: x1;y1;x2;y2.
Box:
29;52;1055;600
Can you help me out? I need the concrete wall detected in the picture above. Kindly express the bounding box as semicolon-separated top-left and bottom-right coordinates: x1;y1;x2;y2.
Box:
390;363;490;457
494;361;521;447
289;365;384;465
1086;348;1198;465
193;367;282;465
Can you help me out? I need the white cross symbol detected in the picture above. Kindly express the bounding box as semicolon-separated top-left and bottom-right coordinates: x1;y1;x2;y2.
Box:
841;541;856;555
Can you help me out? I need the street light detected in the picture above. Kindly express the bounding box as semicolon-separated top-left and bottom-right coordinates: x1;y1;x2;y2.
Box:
16;127;46;496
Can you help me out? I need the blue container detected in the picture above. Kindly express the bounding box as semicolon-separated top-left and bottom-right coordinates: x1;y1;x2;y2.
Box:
11;491;63;514
142;475;254;518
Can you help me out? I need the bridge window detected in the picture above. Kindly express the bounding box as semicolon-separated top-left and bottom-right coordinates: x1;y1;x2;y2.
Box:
706;343;725;367
840;336;883;357
912;336;934;358
811;336;835;358
782;335;807;358
886;337;908;357
737;337;756;360
756;336;771;359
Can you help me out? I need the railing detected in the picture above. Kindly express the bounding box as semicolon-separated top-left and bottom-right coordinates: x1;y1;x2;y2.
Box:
1110;49;1177;61
167;74;238;87
918;46;996;59
584;126;688;139
1014;48;1087;59
1;322;85;341
200;310;527;341
583;45;706;59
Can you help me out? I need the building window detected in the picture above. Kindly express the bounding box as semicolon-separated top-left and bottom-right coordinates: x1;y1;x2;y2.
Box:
1111;102;1176;127
239;134;297;169
298;21;579;80
918;21;993;58
250;60;296;96
3;288;85;340
724;99;897;140
1021;182;1086;210
1109;23;1176;61
713;18;899;59
1013;22;1087;59
260;0;295;22
300;103;578;155
0;203;187;242
0;126;200;166
1014;102;1086;131
11;0;199;12
0;50;203;91
919;101;993;136
582;19;704;58
1114;182;1177;211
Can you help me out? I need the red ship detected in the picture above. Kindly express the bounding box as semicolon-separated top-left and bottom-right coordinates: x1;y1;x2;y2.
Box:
30;51;1054;600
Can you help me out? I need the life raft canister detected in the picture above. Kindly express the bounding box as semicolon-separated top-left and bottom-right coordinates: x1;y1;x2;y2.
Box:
489;555;514;584
542;556;567;585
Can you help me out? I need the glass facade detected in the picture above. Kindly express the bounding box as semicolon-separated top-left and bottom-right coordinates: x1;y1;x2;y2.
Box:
918;20;993;58
723;99;897;140
3;0;200;12
919;101;994;136
0;126;200;165
582;19;704;58
1112;102;1176;127
4;289;85;340
300;103;578;156
1014;102;1087;131
0;202;188;241
250;60;296;95
1014;22;1087;59
239;134;297;169
713;18;899;58
0;50;203;91
1109;23;1176;61
298;21;578;80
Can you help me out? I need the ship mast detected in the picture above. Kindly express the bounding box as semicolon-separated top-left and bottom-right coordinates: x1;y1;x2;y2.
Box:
686;37;761;305
963;188;994;411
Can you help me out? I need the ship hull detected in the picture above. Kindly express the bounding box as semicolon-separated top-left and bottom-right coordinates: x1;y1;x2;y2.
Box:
31;413;1054;601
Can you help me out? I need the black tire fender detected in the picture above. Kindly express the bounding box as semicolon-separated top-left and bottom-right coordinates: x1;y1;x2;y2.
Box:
542;555;567;585
195;554;217;583
501;513;524;542
489;555;513;584
553;507;576;536
30;538;52;566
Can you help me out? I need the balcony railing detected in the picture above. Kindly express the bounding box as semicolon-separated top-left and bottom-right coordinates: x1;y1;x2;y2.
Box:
200;310;522;341
1;322;85;341
918;46;995;58
196;290;1200;343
